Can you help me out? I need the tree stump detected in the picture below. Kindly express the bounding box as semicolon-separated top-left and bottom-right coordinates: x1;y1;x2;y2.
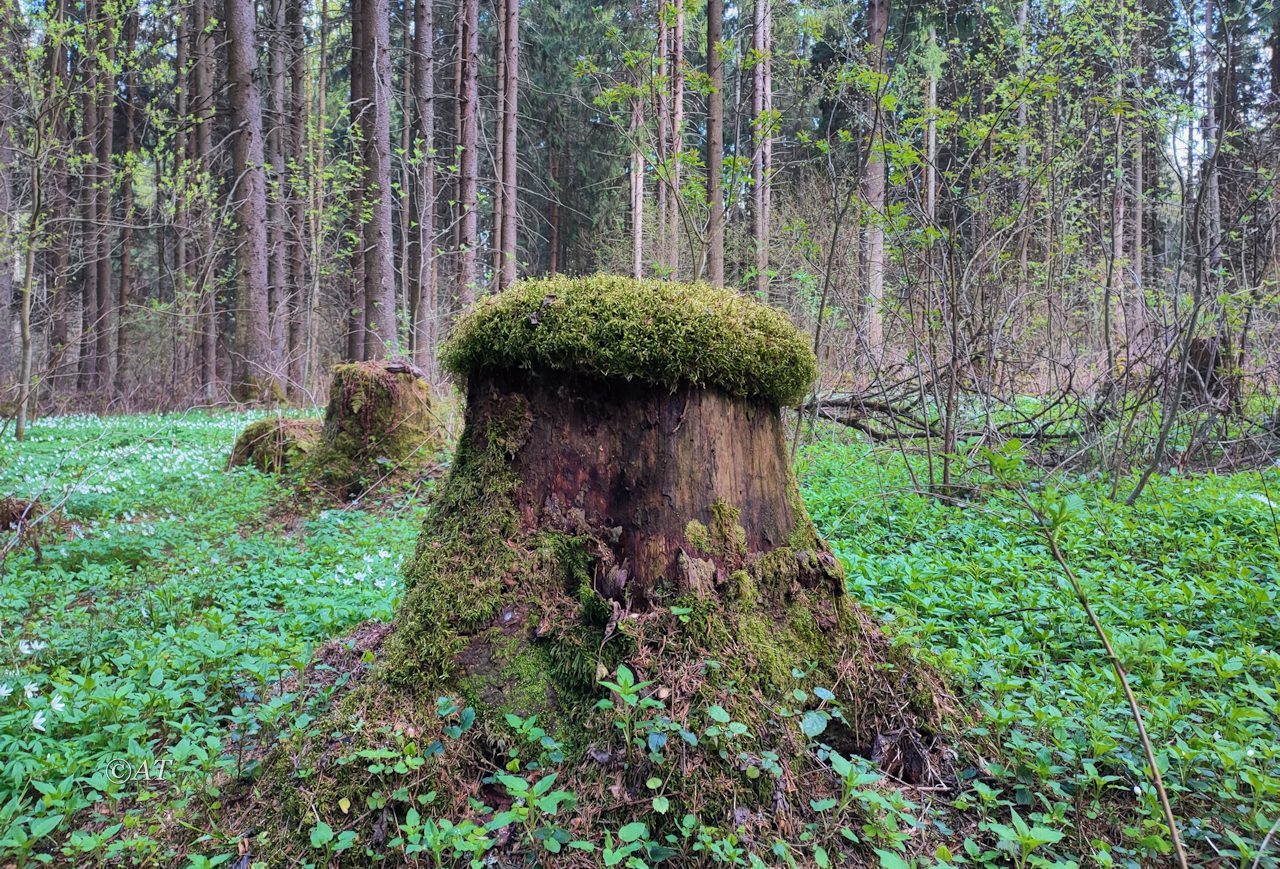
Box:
227;417;322;474
256;277;948;861
306;360;438;496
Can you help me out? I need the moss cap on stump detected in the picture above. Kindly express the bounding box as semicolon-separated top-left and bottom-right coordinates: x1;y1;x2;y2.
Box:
441;274;819;406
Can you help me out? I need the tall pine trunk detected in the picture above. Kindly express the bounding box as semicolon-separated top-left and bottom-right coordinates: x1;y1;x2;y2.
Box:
193;0;218;398
360;0;398;357
285;0;307;394
630;99;644;279
862;0;888;356
409;0;437;376
347;3;367;360
499;0;518;290
114;10;138;397
670;0;684;277
93;12;116;392
705;0;724;286
226;0;281;400
456;0;479;304
751;0;772;303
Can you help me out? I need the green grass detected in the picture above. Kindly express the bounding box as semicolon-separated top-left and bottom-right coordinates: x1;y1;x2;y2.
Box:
0;412;1276;866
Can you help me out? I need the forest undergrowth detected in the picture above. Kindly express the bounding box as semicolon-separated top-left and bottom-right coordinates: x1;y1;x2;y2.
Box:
0;412;1276;866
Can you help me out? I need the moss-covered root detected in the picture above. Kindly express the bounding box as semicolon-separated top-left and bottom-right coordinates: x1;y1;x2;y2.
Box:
227;417;322;474
306;361;439;496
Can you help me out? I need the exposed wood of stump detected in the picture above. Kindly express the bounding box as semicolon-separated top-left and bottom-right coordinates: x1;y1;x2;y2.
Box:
476;367;823;605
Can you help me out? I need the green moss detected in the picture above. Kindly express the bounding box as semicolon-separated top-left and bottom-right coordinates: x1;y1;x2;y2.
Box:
728;569;757;605
683;500;749;565
684;519;711;552
441;275;818;406
380;391;531;684
709;500;748;559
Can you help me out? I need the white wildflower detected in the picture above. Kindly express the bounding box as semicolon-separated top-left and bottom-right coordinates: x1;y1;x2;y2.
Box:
50;695;65;714
1132;785;1141;796
24;682;38;699
18;640;47;655
31;710;46;732
0;684;11;700
378;550;392;559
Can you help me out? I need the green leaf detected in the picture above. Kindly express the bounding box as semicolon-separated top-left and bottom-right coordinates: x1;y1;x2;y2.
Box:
874;848;912;869
618;821;648;843
309;822;334;848
29;814;63;841
801;710;828;738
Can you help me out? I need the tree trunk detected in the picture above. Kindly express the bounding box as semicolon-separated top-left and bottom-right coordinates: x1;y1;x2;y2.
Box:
43;0;71;389
656;6;670;275
114;10;138;397
751;0;772;303
16;167;41;441
456;0;479;304
630;99;644;279
174;7;191;393
287;0;308;394
77;52;97;392
1015;0;1029;303
193;0;218;399
706;0;724;286
226;0;281;400
93;12;116;393
499;0;518;290
361;0;398;357
410;0;437;377
267;0;289;364
667;0;684;277
348;0;367;361
0;0;16;396
863;0;888;356
492;0;507;290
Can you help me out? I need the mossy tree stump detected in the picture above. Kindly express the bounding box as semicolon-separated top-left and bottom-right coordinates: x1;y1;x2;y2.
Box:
383;275;945;762
256;277;948;862
227;417;323;474
307;360;438;496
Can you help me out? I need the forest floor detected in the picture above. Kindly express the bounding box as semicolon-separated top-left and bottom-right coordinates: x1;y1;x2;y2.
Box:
0;411;1277;867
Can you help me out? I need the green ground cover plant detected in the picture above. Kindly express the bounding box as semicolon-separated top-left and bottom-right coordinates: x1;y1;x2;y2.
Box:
0;413;1276;866
0;412;425;864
